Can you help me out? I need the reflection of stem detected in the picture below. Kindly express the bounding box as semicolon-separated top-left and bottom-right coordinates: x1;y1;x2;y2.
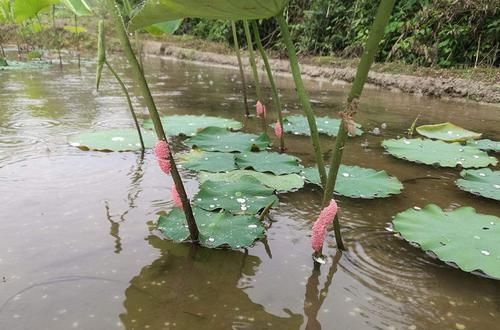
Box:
276;13;326;187
104;201;123;254
304;252;341;329
251;21;285;151
104;60;145;151
107;0;198;241
231;21;250;117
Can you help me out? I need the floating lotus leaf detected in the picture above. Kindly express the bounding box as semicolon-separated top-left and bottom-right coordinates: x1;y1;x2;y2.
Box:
235;151;302;175
282;115;363;137
129;0;288;31
416;122;482;142
456;169;500;201
199;170;304;193
393;204;500;279
68;128;156;151
302;165;403;198
184;127;270;152
143;115;242;136
179;150;236;173
157;207;265;249
0;60;50;71
193;176;278;215
466;139;500;153
382;138;497;168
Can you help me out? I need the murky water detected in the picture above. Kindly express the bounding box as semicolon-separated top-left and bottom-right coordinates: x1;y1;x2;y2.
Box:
0;56;499;330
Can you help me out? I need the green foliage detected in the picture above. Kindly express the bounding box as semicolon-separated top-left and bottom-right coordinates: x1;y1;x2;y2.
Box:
143;115;242;136
13;0;59;23
456;169;500;201
416;122;482;142
184;127;271;152
68;128;156;151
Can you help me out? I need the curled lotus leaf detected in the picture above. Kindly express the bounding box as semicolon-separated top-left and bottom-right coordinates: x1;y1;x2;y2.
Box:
456;169;500;201
235;151;303;175
157;207;265;249
143;115;243;136
302;165;403;198
193;176;278;215
199;170;304;193
382;138;497;168
393;204;500;279
416;122;482;142
281;115;362;137
68;128;156;152
184;127;270;152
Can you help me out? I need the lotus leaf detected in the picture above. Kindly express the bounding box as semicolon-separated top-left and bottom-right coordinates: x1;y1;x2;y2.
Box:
143;115;242;136
68;128;156;151
282;115;363;137
199;170;304;193
382;138;497;168
302;165;403;198
456;169;500;201
184;127;270;152
144;19;183;36
157;207;265;249
235;151;302;175
61;0;92;16
466;139;500;153
393;204;500;279
13;0;59;23
193;176;278;215
416;122;481;142
180;150;237;173
129;0;289;31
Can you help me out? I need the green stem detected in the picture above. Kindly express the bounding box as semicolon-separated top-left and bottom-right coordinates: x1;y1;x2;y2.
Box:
104;60;145;151
106;0;199;242
231;21;250;117
242;21;262;101
251;20;285;151
52;5;62;67
322;0;396;252
74;14;80;67
276;13;326;186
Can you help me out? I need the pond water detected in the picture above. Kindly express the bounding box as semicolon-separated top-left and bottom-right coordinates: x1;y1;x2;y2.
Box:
0;56;499;330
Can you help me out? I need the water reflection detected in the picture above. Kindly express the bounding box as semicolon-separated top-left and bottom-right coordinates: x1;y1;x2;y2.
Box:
120;236;303;329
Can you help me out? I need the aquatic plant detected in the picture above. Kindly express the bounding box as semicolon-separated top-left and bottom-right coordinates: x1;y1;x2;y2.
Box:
230;20;250;117
311;199;338;254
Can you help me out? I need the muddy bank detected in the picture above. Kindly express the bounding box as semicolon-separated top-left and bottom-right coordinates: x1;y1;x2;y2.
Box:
142;40;499;104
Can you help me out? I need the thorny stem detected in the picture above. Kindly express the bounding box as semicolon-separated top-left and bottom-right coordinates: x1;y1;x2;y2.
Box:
104;60;145;151
321;0;396;254
251;20;285;151
231;21;250;117
106;0;199;242
276;13;327;186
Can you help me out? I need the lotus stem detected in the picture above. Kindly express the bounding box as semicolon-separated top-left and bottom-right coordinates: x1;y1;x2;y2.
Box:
251;20;285;151
243;20;267;132
52;5;62;67
104;60;145;151
106;0;199;242
74;14;80;67
322;0;396;251
230;21;250;117
276;13;326;186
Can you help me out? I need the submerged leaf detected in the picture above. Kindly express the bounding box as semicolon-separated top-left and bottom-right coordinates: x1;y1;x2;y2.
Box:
157;207;265;249
199;170;304;193
416;122;482;142
194;176;278;215
393;204;500;279
382;138;497;168
235;151;303;175
184;127;270;152
281;115;363;137
143;115;243;136
68;128;155;151
129;0;288;31
466;139;500;153
456;169;500;201
302;165;403;198
180;150;237;173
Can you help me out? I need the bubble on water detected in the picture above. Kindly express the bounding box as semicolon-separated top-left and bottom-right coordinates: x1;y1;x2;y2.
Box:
481;250;490;256
236;198;246;203
111;137;124;142
413;206;422;211
248;224;257;228
479;173;486;177
208;237;215;242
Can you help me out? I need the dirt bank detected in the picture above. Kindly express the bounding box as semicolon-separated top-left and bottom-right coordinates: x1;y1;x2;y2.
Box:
142;40;500;104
